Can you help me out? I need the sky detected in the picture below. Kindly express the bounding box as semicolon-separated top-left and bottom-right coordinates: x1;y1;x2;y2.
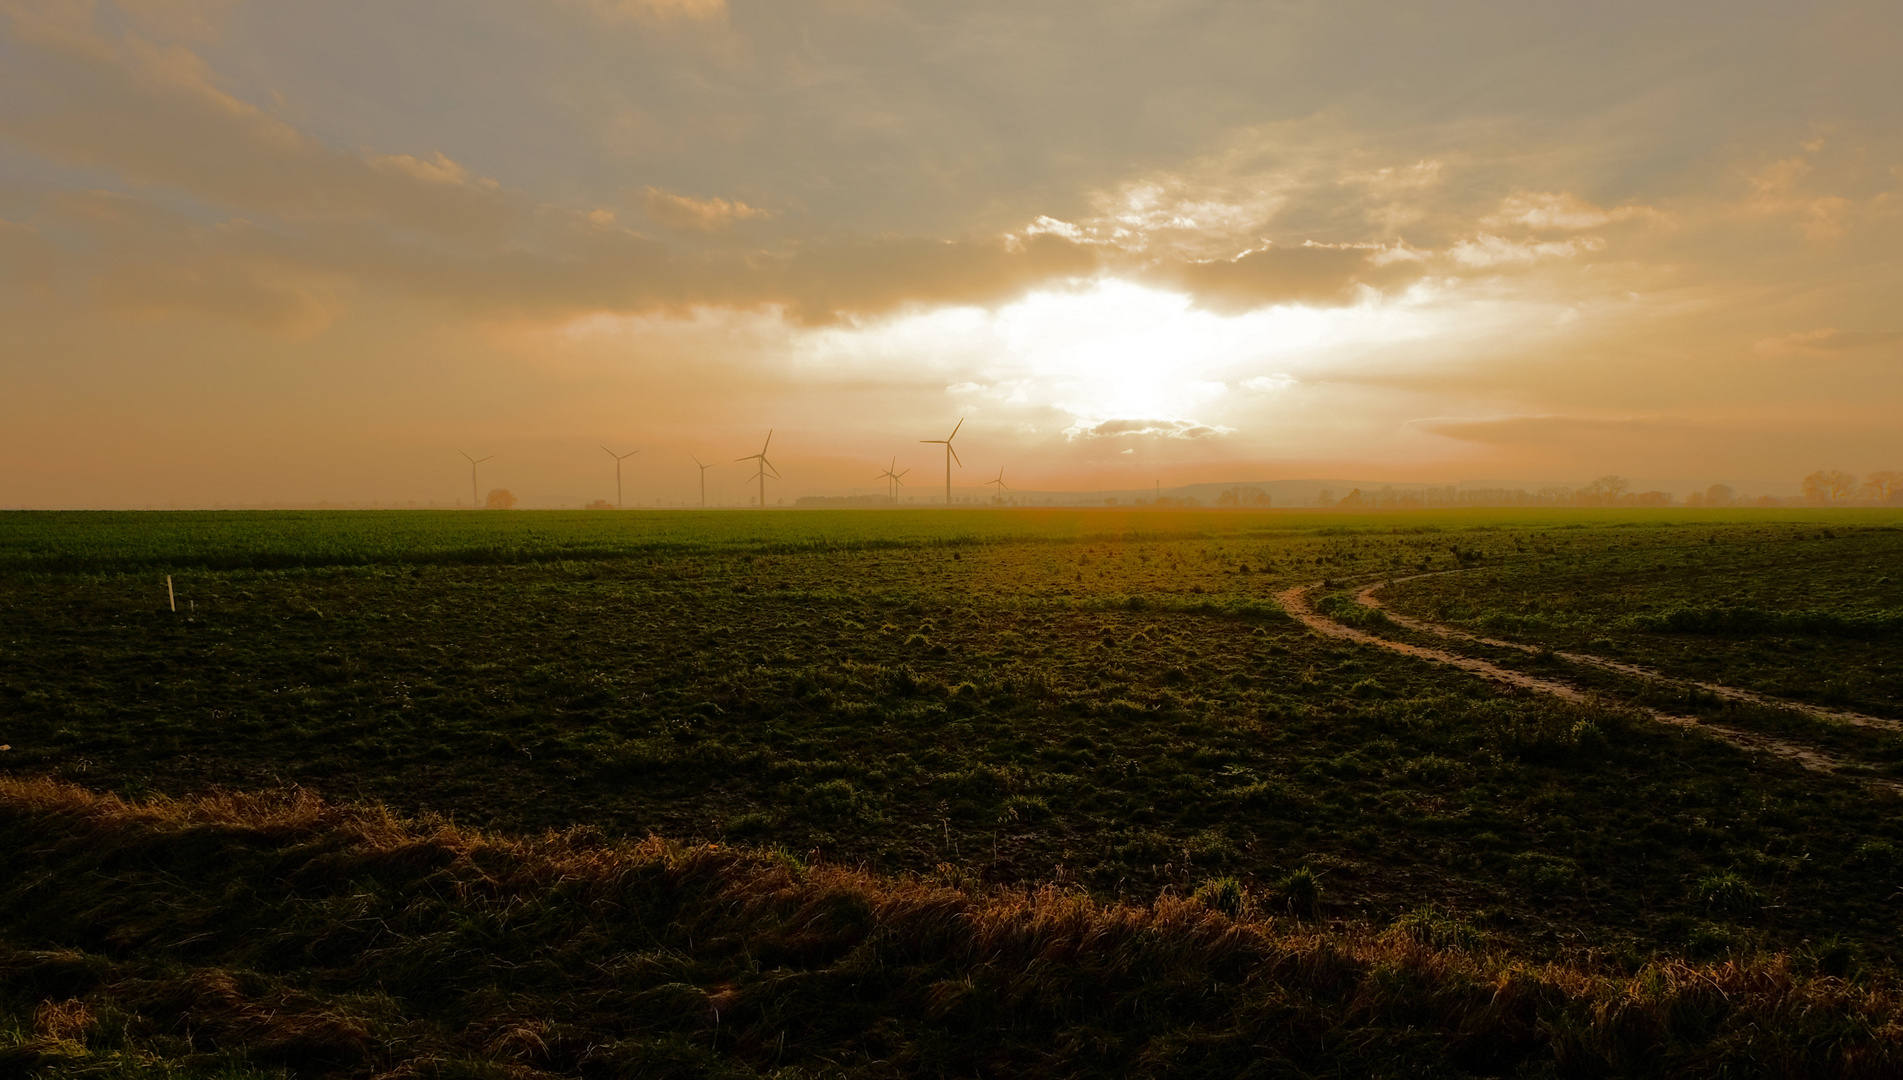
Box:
2;0;1899;507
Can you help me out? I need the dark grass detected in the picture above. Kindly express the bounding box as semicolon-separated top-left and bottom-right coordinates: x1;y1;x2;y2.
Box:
6;509;1903;1075
1378;520;1903;717
4;778;1903;1080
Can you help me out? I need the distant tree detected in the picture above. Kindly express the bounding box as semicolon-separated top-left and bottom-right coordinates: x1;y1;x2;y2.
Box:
1802;470;1858;506
1578;475;1629;506
485;488;518;509
1859;470;1901;504
584;499;614;510
1705;483;1735;507
1315;488;1335;507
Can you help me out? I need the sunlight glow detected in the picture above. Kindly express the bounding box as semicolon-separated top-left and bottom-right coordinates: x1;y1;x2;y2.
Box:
796;278;1443;432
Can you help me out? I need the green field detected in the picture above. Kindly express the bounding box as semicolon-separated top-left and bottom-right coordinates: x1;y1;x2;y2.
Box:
5;507;1903;1076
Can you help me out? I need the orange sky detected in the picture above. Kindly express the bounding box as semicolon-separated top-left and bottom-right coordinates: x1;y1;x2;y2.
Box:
2;0;1900;507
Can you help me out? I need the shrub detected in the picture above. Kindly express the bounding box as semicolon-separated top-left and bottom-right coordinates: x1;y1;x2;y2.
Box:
1693;870;1763;913
798;779;875;826
1193;876;1247;917
1390;907;1481;951
724;811;771;838
1276;866;1321;918
1000;795;1051;823
1508;853;1579;895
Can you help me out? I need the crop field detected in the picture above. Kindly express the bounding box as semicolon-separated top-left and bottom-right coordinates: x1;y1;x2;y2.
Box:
4;507;1903;1077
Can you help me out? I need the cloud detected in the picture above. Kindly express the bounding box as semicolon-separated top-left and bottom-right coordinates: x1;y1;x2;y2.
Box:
1745;155;1854;240
0;218;57;290
1240;373;1296;393
1145;242;1375;312
770;232;1098;325
107;0;242;39
1484;192;1662;231
1341;160;1442;192
1447;234;1602;268
1410;414;1659;445
640;187;769;231
567;0;727;21
1755;327;1903;353
45;190;355;337
1064;417;1231;440
0;6;524;243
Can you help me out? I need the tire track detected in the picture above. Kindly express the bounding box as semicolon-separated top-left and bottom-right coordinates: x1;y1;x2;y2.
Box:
1277;582;1898;788
1358;571;1903;734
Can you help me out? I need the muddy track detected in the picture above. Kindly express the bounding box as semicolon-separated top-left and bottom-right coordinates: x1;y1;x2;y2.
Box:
1277;581;1899;789
1357;570;1903;733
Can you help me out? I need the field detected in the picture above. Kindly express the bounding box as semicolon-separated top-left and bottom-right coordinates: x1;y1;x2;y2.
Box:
5;507;1903;1077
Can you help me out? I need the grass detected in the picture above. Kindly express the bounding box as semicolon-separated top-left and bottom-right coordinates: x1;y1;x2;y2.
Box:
1379;519;1903;716
4;777;1903;1079
4;506;1903;1075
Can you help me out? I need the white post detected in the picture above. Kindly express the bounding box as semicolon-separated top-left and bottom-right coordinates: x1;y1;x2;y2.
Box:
166;575;176;612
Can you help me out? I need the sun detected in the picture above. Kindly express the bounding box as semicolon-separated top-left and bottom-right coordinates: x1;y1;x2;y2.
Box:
991;280;1339;419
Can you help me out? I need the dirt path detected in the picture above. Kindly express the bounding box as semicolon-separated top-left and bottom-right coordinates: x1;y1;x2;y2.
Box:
1276;582;1896;787
1356;572;1903;734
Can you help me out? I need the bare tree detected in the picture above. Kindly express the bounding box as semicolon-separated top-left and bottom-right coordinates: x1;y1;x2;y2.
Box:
1574;475;1629;506
1802;470;1858;506
1705;483;1735;507
1859;470;1901;504
485;488;518;509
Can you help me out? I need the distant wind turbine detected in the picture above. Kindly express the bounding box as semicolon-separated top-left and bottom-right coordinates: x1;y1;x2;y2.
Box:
601;446;639;509
690;455;717;508
735;430;779;509
986;466;1010;502
458;450;492;509
919;418;964;507
875;457;911;504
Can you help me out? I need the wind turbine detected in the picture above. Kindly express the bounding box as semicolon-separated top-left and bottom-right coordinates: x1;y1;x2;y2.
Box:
735;430;779;509
875;458;911;504
601;446;639;509
458;450;492;509
690;455;716;508
920;418;963;507
986;466;1010;503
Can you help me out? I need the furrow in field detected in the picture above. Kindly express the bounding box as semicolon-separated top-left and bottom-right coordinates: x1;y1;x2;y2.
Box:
1277;582;1897;789
1358;571;1903;733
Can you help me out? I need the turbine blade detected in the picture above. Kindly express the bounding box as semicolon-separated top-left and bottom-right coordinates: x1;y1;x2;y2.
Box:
949;444;962;467
761;429;773;454
949;417;964;440
691;455;703;467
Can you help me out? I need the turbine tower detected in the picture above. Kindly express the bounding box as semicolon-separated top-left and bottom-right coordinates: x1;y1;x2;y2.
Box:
601;446;639;509
735;430;779;509
986;466;1010;503
920;418;964;507
458;450;492;509
690;455;716;508
875;458;911;504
